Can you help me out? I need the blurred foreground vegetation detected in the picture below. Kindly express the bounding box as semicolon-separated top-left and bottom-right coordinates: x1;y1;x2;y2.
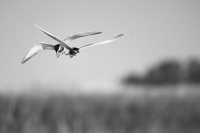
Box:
0;87;200;133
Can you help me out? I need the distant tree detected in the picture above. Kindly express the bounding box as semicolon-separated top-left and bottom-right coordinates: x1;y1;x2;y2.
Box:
122;58;200;87
186;59;200;84
144;60;183;85
122;74;143;86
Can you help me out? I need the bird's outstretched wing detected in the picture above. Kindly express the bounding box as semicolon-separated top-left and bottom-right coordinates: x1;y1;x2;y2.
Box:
79;34;123;49
63;31;102;43
33;23;73;51
21;42;55;64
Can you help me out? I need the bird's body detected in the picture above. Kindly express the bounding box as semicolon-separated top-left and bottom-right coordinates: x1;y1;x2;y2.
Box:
21;23;123;64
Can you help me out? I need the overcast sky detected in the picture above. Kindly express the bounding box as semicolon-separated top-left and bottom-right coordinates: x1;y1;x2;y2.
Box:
0;0;200;92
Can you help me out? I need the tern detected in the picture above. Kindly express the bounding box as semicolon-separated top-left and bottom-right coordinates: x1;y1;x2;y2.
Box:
21;24;123;64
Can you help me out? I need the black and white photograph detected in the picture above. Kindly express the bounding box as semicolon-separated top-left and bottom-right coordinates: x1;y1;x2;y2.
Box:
0;0;200;133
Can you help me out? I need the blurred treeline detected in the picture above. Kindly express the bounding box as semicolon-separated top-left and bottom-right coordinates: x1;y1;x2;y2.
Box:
122;58;200;86
1;92;200;133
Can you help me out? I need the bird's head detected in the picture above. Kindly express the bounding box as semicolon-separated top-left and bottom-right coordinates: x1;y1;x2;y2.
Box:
54;44;64;57
54;44;60;53
72;47;80;53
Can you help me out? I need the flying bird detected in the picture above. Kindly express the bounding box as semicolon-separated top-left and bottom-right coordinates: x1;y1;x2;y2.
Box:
21;24;123;64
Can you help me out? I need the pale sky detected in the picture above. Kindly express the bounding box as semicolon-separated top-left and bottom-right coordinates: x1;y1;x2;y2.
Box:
0;0;200;92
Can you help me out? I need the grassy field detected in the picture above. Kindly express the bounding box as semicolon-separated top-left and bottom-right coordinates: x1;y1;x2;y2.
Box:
0;86;200;133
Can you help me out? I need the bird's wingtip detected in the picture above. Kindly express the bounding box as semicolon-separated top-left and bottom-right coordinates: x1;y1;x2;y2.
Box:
30;20;37;26
31;22;41;30
116;34;124;38
21;59;26;64
92;31;102;35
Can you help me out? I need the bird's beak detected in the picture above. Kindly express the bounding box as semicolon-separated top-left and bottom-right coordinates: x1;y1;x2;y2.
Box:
56;53;60;58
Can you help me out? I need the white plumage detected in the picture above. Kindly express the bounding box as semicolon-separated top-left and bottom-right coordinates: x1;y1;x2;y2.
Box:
21;23;123;64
